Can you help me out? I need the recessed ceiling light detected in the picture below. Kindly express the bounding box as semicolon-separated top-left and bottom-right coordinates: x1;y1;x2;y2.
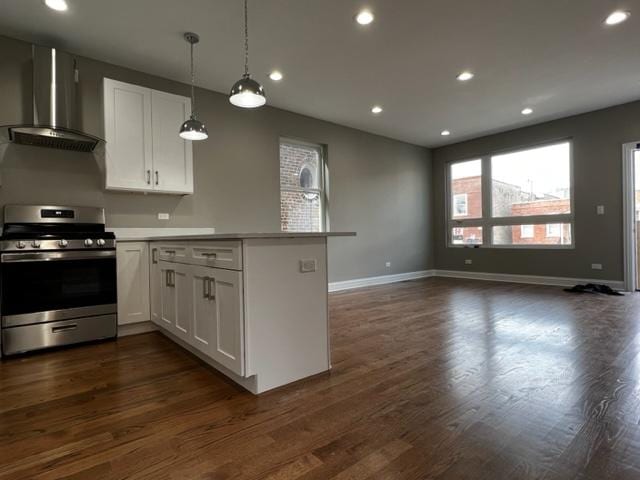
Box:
44;0;68;11
441;130;451;136
355;10;375;25
371;105;383;114
521;107;533;115
456;71;474;82
604;10;630;25
269;70;283;81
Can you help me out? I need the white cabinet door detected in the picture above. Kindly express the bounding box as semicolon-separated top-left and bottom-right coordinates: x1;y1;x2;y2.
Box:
211;268;244;375
173;263;192;342
159;261;176;333
159;261;192;342
116;242;150;325
149;246;162;326
104;78;153;191
151;90;193;194
190;265;216;356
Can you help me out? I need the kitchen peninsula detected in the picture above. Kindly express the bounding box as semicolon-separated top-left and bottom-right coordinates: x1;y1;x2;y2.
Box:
114;231;355;394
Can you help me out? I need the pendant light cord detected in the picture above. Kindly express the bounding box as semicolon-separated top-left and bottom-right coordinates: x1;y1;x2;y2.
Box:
190;40;196;118
244;0;249;76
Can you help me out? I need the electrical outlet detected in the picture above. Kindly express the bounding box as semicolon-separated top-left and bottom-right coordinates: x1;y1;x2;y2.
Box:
596;205;605;215
591;263;603;270
385;261;391;268
158;213;170;220
465;259;473;265
300;259;317;273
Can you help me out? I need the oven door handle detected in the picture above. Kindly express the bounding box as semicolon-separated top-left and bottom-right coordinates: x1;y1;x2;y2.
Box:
1;250;116;263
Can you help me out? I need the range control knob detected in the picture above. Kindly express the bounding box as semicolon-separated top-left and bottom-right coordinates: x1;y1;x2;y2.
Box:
59;239;68;248
84;239;94;247
32;240;41;248
96;238;106;246
16;241;26;249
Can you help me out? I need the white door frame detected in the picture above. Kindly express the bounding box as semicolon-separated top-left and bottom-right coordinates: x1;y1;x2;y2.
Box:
623;141;640;292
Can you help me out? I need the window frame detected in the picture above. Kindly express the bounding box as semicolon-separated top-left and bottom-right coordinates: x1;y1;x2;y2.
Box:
445;139;574;249
279;137;329;232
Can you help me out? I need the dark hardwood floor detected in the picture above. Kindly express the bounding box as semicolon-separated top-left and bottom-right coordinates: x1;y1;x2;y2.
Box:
2;277;640;479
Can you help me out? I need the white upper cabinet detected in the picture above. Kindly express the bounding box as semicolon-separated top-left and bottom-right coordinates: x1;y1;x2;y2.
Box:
151;91;194;194
103;78;194;195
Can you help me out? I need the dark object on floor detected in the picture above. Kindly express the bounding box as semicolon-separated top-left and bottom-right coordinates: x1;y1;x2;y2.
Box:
564;283;624;296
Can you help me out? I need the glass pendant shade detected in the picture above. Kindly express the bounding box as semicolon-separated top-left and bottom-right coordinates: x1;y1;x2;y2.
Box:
179;116;208;140
229;74;266;108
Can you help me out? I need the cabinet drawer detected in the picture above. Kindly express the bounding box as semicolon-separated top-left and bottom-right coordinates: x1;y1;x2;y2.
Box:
157;244;189;263
191;241;242;270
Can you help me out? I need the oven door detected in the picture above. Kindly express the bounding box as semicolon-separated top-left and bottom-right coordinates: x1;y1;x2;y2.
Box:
1;250;117;327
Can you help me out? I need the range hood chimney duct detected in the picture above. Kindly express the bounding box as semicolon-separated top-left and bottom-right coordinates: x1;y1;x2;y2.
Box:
0;45;104;153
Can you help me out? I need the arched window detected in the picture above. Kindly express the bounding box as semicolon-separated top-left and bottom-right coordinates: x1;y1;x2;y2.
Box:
299;166;313;189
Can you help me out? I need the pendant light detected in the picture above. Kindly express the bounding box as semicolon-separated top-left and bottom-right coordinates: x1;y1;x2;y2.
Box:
179;32;208;141
229;0;266;108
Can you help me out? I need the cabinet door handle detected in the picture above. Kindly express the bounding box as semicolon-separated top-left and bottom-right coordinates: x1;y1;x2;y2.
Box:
146;169;151;185
165;270;170;286
203;276;209;298
170;271;175;287
152;248;158;264
155;171;159;185
209;279;216;301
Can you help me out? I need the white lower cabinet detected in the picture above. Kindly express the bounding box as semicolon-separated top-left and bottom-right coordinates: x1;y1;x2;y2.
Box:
116;242;150;325
155;253;244;376
191;265;244;374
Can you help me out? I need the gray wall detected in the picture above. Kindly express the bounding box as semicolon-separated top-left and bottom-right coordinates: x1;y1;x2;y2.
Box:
0;35;433;282
433;100;640;281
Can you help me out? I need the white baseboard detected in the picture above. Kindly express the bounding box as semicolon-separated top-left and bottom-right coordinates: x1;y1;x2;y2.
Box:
434;270;625;290
328;270;435;292
118;321;157;337
328;269;624;293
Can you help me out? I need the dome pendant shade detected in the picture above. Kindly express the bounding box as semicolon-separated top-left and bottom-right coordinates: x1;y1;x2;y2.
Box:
179;116;208;140
229;74;266;108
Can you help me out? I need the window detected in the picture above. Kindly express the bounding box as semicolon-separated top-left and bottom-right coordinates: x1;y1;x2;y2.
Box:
447;141;573;248
280;139;326;232
453;194;468;216
546;223;561;237
493;224;571;246
450;159;482;219
520;224;534;238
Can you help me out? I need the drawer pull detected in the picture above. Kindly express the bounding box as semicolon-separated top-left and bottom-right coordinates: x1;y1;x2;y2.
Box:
209;279;216;301
201;252;218;258
52;324;78;333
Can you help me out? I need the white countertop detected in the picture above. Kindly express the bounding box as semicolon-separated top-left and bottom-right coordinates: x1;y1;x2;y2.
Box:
109;228;355;242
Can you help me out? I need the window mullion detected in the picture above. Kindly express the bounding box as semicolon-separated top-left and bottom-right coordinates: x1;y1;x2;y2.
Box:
481;155;492;245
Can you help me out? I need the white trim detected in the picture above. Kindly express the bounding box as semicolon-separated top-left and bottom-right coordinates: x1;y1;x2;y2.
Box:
118;321;157;337
328;269;624;293
434;270;624;290
328;270;435;292
623;141;639;292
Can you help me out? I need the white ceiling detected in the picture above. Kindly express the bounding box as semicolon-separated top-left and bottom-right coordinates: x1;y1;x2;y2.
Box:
1;0;639;147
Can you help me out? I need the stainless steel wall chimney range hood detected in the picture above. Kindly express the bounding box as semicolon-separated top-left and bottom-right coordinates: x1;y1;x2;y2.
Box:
0;45;104;153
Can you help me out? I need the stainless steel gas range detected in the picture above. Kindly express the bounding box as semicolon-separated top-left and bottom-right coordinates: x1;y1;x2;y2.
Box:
0;205;117;355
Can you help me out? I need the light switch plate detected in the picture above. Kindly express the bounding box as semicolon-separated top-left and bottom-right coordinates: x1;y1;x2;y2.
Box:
300;259;317;273
158;213;170;220
385;261;391;268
